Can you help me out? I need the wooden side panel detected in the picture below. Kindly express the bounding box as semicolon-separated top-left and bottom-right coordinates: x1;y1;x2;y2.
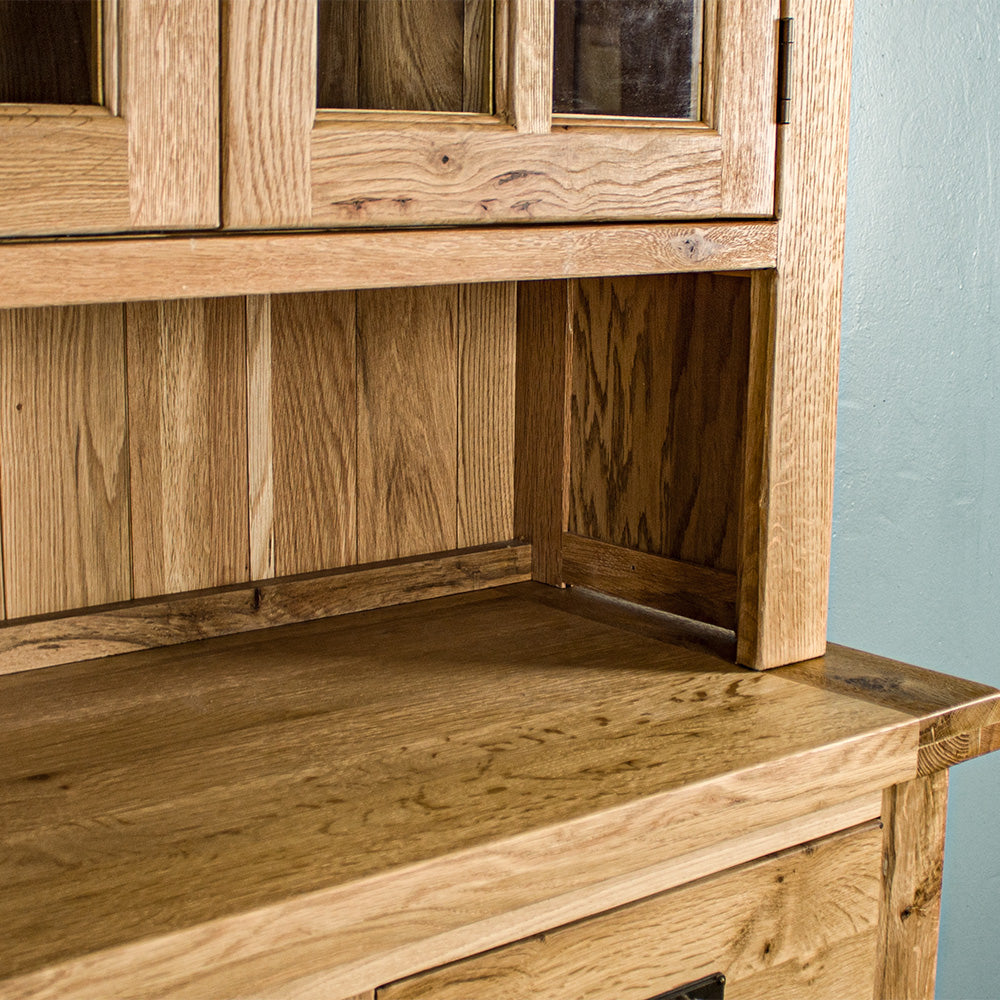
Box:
246;295;276;580
380;824;883;1000
122;0;218;228
876;771;949;1000
510;0;553;133
0;305;129;618
514;280;572;584
271;292;358;576
357;286;458;562
569;273;751;574
458;283;516;548
317;0;360;109
739;0;855;668
126;299;249;598
223;0;315;228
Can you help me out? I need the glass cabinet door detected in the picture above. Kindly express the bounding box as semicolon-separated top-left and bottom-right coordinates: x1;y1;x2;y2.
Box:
0;0;218;237
224;0;778;229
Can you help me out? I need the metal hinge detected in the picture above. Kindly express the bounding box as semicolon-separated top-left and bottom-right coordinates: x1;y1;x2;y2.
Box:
777;17;794;124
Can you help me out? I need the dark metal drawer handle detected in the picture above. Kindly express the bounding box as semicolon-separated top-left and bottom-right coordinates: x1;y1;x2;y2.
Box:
647;972;726;1000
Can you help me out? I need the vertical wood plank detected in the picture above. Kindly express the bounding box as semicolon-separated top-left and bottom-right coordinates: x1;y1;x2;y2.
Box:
510;0;553;133
357;286;458;563
739;0;854;668
127;298;249;598
569;274;750;573
271;291;357;576
717;0;779;214
736;269;776;663
876;771;949;1000
515;280;572;584
222;0;315;228
0;305;130;618
246;295;275;581
458;283;516;548
123;0;218;228
102;0;120;116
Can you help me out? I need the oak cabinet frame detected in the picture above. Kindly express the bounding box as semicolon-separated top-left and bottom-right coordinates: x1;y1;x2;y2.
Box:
0;0;218;238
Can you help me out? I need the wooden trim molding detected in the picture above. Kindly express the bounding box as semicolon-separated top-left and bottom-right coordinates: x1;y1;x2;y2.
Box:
0;222;777;309
0;543;531;676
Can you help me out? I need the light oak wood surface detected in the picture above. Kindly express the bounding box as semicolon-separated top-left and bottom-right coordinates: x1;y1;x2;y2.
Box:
510;0;553;133
0;584;919;999
0;223;777;310
381;822;883;1000
126;298;250;597
0;305;130;619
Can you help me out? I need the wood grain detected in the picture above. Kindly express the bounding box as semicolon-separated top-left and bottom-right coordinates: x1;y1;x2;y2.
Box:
716;0;779;214
561;533;737;629
0;223;777;310
246;295;276;580
0;305;129;619
126;298;249;598
0;545;530;676
464;0;494;113
311;124;721;226
458;283;516;547
509;0;553;133
740;0;855;668
359;0;466;112
779;642;1000;761
316;0;360;109
223;0;315;227
569;273;751;576
357;286;459;562
876;771;949;1000
270;292;358;575
381;823;883;1000
514;280;573;584
0;585;916;998
122;0;218;228
0;110;129;237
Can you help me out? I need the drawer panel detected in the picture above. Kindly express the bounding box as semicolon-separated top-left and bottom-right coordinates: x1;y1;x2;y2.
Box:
379;823;882;1000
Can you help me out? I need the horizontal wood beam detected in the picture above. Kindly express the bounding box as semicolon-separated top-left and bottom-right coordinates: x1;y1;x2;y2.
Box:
0;222;777;309
0;543;531;676
561;533;737;630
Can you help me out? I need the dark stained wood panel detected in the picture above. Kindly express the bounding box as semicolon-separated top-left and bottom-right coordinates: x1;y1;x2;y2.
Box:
458;282;515;548
569;273;751;574
357;285;459;562
126;298;250;598
271;292;358;575
0;305;129;619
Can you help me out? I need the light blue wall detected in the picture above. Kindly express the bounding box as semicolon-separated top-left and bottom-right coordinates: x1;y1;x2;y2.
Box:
832;2;1000;997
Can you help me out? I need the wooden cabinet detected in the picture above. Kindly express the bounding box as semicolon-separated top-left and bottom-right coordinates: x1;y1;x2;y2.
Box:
0;0;218;238
222;0;778;229
0;3;997;1000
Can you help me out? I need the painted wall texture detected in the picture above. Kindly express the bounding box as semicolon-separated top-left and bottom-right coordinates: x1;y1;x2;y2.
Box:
831;2;1000;998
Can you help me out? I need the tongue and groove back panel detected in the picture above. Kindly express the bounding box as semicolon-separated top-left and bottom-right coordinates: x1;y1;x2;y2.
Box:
0;273;751;663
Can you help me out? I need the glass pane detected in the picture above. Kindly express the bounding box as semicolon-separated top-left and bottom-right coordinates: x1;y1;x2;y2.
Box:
318;0;493;113
554;0;703;119
0;0;98;105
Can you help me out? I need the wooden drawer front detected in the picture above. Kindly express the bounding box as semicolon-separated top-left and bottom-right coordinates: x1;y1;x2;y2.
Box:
379;823;882;1000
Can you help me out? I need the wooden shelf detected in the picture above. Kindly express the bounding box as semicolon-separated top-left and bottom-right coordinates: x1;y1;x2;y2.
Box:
2;584;997;1000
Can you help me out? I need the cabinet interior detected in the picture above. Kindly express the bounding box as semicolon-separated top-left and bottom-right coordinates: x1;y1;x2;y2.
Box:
0;270;755;672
